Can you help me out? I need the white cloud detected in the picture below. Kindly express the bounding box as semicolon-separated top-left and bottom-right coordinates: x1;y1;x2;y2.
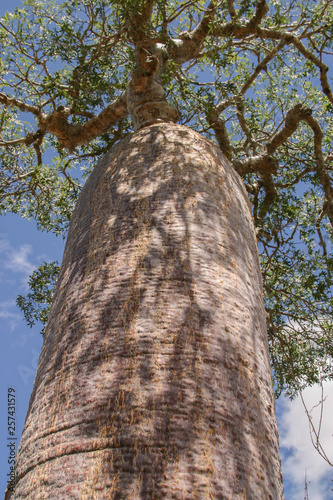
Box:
278;381;333;500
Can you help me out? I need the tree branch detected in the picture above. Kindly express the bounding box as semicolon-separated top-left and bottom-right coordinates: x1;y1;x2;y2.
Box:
33;132;44;166
209;13;333;104
169;1;268;65
211;0;269;38
235;98;255;146
212;40;286;123
168;1;217;64
43;91;128;150
234;105;333;228
233;154;278;176
188;1;217;44
302;114;333;226
256;30;333;104
206;109;232;159
240;40;286;95
266;104;313;154
227;0;236;19
246;0;269;30
258;172;279;218
316;204;328;257
230;105;312;175
127;0;155;44
0;92;41;116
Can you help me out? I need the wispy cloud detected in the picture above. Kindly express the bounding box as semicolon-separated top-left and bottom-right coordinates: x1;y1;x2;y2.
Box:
0;237;36;337
0;299;38;347
3;243;35;275
0;236;10;253
0;236;35;285
278;381;333;500
0;300;21;331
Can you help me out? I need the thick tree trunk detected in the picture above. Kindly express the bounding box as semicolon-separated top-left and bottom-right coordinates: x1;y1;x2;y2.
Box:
9;124;283;499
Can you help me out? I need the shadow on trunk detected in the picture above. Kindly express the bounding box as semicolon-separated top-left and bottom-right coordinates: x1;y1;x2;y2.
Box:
8;124;283;499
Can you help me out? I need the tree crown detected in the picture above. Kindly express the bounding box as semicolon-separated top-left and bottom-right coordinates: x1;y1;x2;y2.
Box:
1;0;333;398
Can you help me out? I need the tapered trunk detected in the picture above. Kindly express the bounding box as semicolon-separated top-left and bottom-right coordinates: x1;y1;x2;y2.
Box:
9;124;283;499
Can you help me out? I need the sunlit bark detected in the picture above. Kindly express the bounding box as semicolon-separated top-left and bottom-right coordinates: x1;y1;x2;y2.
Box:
9;124;283;499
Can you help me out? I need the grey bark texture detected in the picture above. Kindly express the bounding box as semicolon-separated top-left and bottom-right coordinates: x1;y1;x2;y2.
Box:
9;124;284;499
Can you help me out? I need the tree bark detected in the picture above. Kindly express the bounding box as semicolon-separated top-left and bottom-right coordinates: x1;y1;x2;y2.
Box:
9;124;284;499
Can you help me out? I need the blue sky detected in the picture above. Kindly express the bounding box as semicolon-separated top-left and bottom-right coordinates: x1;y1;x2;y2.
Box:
0;214;65;495
1;1;332;499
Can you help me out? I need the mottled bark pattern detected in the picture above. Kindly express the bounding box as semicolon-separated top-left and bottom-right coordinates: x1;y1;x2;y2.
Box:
11;124;283;499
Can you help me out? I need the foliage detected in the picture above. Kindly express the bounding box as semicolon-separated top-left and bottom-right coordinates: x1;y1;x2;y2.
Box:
1;0;333;399
16;261;59;334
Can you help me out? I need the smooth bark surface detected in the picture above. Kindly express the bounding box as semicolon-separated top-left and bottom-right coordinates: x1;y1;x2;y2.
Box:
9;124;283;499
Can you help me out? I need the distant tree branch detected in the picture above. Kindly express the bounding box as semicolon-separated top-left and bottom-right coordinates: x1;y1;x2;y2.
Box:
299;383;333;467
210;40;286;147
275;165;313;189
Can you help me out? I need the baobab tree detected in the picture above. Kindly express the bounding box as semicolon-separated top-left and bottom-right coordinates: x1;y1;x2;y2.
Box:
1;0;333;498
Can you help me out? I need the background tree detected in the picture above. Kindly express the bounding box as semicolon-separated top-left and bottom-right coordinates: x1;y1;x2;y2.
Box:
1;0;333;497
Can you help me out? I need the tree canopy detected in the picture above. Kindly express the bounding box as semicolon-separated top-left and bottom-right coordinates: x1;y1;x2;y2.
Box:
1;0;332;399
